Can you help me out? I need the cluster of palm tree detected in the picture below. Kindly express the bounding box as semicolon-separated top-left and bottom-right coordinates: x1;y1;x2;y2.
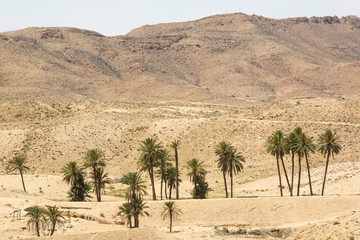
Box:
266;128;341;196
118;172;150;228
25;205;65;237
61;149;110;202
187;158;211;199
215;142;245;198
137;138;182;200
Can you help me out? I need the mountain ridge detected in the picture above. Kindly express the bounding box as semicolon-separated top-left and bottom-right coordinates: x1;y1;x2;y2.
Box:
1;12;360;104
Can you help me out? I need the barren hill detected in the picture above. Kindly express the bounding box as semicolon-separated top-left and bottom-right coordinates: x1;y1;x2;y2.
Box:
1;13;360;103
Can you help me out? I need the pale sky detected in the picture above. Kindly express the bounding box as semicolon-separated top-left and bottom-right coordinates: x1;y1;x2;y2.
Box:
1;0;359;36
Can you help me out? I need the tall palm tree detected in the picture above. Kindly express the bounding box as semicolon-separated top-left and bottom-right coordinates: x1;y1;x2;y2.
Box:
293;127;303;196
276;131;292;196
318;130;341;196
45;206;65;236
120;172;148;202
187;158;207;189
91;167;110;195
131;198;150;228
138;137;162;200
214;141;232;198
285;132;298;196
118;202;133;228
83;149;106;202
61;161;91;201
8;155;29;192
170;140;181;200
166;167;182;199
25;206;46;237
266;131;286;197
295;132;316;196
155;149;172;200
228;147;245;198
161;201;182;232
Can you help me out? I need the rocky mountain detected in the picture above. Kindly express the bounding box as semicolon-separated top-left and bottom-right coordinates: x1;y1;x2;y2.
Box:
1;13;360;103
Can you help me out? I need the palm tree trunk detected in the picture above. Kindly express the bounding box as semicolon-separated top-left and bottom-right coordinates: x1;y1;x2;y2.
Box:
98;179;102;202
305;152;313;196
50;221;56;236
230;161;233;198
169;186;172;199
322;150;331;196
297;154;301;196
160;175;164;200
36;220;40;237
291;152;295;196
20;170;26;192
276;155;283;197
128;216;132;228
222;171;228;198
170;213;173;232
164;178;168;199
149;159;156;200
175;148;179;200
93;167;100;202
280;155;292;196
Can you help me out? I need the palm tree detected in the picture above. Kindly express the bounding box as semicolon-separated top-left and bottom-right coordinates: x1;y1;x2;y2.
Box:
155;149;172;200
295;132;316;196
161;201;182;232
166;167;182;199
170;140;181;200
285;131;298;196
266;131;286;197
138;137;162;200
228;147;245;198
274;131;292;196
118;202;133;228
83;149;106;202
120;172;148;202
45;206;65;236
61;161;91;201
187;158;207;189
8;155;29;192
214;141;232;198
318;130;342;196
293;127;303;196
131;198;150;228
25;206;46;237
91;167;111;195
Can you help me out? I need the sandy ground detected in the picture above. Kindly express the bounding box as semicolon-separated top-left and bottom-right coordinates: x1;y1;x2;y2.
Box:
0;99;359;239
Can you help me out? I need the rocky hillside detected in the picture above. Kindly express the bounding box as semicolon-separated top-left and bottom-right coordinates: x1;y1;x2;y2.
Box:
1;13;360;103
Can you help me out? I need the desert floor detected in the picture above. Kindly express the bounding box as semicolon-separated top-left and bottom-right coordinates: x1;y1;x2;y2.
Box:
0;99;359;239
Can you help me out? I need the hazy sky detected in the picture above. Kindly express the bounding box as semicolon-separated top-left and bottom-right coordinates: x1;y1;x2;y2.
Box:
1;0;359;36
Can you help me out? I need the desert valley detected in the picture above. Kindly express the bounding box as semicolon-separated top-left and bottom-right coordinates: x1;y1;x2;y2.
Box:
0;12;359;239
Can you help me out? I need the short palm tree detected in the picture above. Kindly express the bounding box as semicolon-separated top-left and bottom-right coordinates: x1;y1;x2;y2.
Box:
120;172;148;202
214;141;232;198
25;206;46;237
187;158;207;189
8;155;29;192
295;132;316;196
161;201;182;232
45;206;65;236
61;161;91;201
170;140;181;200
118;202;133;228
318;130;341;196
131;198;150;228
155;149;172;200
138;137;163;200
166;167;182;199
228;147;245;198
83;148;106;202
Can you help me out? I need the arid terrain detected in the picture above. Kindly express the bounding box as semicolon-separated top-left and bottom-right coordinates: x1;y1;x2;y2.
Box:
0;12;360;240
